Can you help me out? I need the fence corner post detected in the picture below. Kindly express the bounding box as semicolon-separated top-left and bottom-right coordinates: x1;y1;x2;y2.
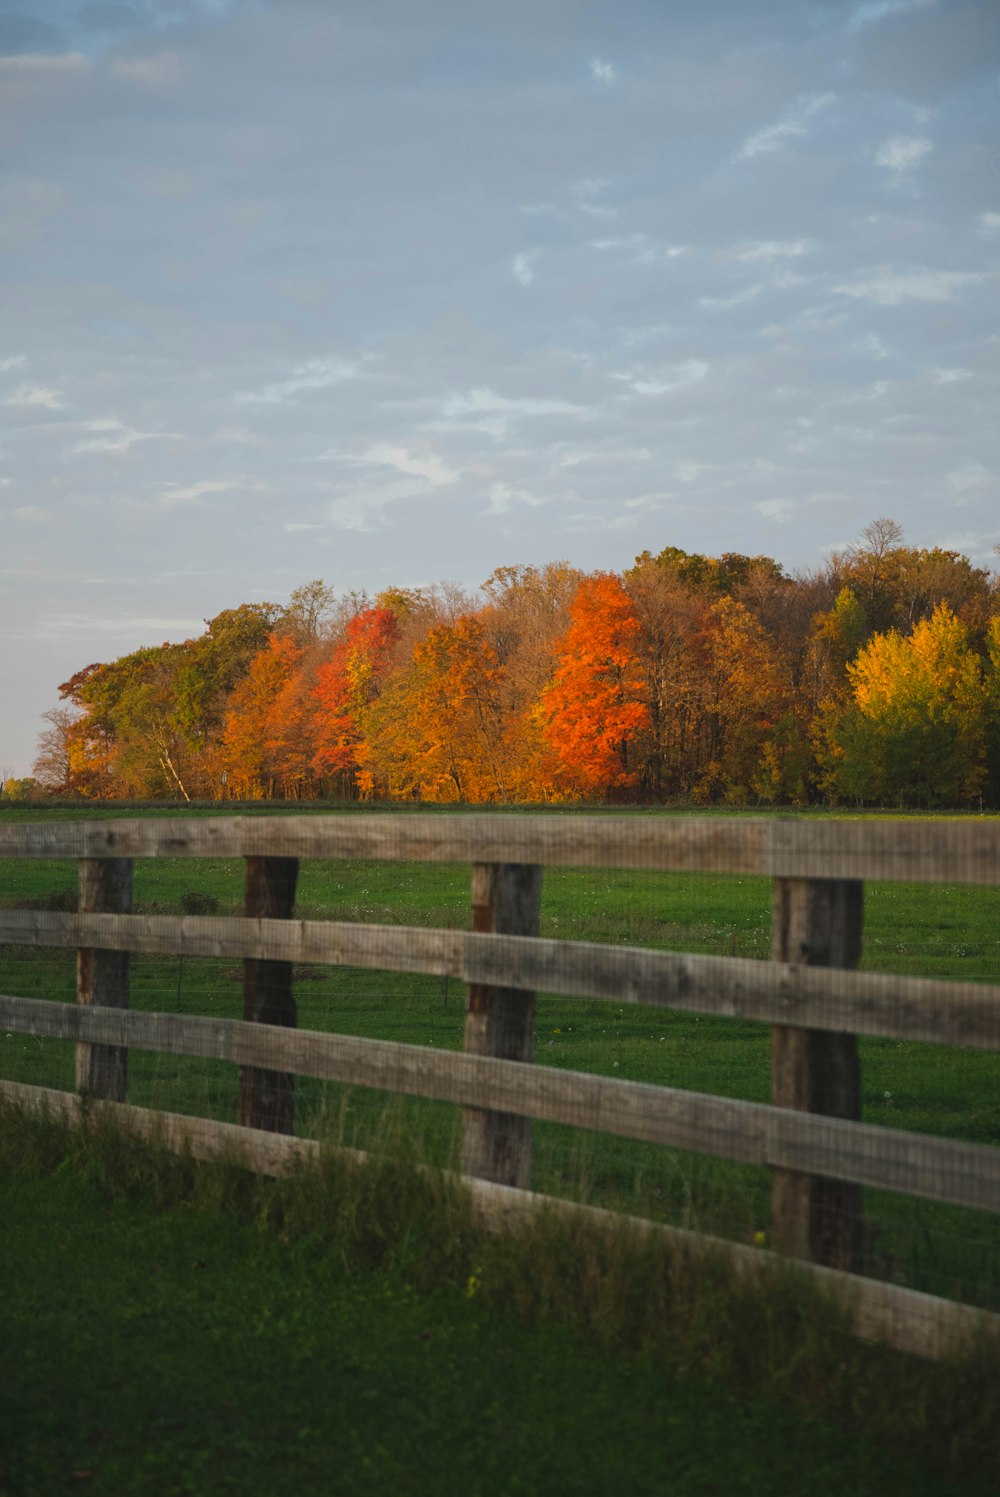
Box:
239;855;299;1134
76;857;133;1101
770;876;864;1271
461;862;542;1188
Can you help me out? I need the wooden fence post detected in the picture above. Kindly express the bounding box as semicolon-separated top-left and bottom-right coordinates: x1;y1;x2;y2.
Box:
461;862;542;1188
770;877;864;1271
76;858;133;1101
239;856;299;1133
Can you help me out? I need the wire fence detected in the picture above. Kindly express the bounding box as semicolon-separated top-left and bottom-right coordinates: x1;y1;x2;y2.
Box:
1;807;998;1355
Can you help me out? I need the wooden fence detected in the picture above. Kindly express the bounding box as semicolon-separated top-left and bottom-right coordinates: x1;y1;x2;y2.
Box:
1;812;998;1360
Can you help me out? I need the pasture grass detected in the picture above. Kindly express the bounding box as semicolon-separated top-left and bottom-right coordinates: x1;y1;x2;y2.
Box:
0;1101;998;1496
1;801;999;1311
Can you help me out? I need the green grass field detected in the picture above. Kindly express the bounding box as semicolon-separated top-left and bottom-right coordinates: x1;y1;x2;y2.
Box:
1;801;999;1310
1;803;999;1495
0;1110;995;1497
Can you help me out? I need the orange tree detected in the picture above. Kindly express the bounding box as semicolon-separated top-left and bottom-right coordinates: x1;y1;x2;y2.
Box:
538;573;651;797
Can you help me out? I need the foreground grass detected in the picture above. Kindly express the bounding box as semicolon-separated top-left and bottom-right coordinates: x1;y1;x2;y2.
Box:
1;1108;997;1497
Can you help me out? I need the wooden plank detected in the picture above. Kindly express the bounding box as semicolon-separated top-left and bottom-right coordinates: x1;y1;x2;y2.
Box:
4;908;999;1051
1;1077;996;1363
75;858;132;1101
0;813;766;872
2;813;998;885
461;1174;1000;1363
239;856;298;1133
2;995;998;1215
461;863;542;1187
771;879;864;1270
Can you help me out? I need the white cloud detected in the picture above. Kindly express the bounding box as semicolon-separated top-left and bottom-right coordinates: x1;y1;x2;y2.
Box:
0;53;87;73
673;461;706;482
486;482;546;514
71;419;182;454
833;268;985;305
111;51;183;89
592;234;688;264
735;93;835;162
33;613;203;640
511;252;537;286
700;283;766;310
947;463;991;504
441;388;584;419
574;178;612;198
572;177;617;218
360;444;460;486
213;424;267;447
238;356;360;404
875;135;932;181
933;367;971;384
323;476;429;532
2;383;62;409
754;499;794;522
613;360;710;396
157;479;239;507
590;59;617;84
732;239;812;262
848;0;934;33
591;234;646;252
0;355;27;373
979;212;1000;237
11;505;45;522
858;332;890;358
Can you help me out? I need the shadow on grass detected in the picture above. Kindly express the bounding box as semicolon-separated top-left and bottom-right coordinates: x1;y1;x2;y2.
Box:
0;1097;997;1494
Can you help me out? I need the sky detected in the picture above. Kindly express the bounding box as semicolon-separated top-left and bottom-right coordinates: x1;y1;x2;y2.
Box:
1;0;998;775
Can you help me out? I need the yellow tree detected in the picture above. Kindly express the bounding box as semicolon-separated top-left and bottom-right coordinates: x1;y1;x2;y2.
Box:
817;604;988;806
362;615;511;802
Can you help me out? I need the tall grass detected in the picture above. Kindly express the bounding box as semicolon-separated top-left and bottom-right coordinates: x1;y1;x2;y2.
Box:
1;1099;997;1493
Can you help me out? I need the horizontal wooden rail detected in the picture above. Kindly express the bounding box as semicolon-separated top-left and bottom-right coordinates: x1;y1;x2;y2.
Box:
3;909;999;1051
1;813;998;884
1;1079;996;1363
3;995;998;1215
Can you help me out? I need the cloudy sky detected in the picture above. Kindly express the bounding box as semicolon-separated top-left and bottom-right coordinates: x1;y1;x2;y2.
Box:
1;0;998;774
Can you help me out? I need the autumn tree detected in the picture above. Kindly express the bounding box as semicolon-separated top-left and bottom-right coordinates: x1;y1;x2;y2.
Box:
31;707;78;795
220;634;312;799
698;596;798;802
816;604;988;806
361;615;511;802
277;579;339;647
827;518;995;639
477;562;581;799
984;615;1000;805
538;574;651;797
312;605;400;795
57;646;196;799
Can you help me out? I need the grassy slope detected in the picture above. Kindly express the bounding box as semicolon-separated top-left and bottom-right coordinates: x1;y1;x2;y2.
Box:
0;1154;982;1497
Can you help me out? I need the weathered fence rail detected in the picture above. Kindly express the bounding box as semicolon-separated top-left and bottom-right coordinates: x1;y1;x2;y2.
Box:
1;813;998;1362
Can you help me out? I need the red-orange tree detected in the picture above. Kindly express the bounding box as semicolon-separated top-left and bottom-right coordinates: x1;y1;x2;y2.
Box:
538;574;651;797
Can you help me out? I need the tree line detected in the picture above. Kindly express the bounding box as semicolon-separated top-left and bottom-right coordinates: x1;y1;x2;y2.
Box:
19;519;1000;809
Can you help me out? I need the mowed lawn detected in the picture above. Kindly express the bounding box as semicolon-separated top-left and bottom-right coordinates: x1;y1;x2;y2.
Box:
0;1161;981;1497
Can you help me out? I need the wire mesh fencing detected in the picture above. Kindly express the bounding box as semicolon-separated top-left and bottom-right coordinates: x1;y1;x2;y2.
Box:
1;806;998;1343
